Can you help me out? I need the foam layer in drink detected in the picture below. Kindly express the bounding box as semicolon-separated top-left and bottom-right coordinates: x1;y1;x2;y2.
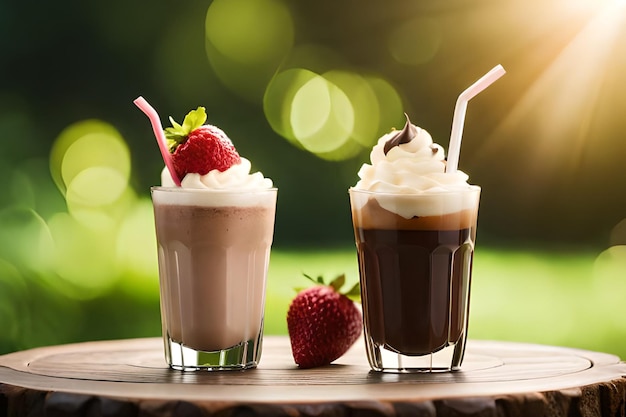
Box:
152;189;276;352
351;194;477;231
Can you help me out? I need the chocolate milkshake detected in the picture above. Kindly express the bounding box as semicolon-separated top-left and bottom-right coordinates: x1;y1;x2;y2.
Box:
349;115;480;372
152;172;276;371
152;190;276;354
141;105;277;371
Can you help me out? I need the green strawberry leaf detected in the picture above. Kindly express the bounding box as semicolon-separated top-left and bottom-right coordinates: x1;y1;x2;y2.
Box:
296;273;324;294
345;282;361;302
168;116;184;131
182;107;207;133
164;107;208;152
329;273;345;292
302;273;318;285
298;272;360;301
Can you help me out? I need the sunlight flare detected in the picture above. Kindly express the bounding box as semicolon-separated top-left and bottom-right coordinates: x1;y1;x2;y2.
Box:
485;1;626;176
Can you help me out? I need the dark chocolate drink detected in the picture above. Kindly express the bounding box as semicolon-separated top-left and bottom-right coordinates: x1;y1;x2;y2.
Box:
349;114;481;372
354;227;474;355
349;187;480;371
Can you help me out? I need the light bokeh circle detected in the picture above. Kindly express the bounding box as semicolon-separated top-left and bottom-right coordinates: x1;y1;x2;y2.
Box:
264;66;405;160
290;74;355;154
51;120;130;195
65;167;128;208
205;0;294;102
264;68;319;146
206;0;293;66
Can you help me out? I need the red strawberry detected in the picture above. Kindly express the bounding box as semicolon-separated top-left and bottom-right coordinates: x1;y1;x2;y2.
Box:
287;274;362;369
164;107;241;180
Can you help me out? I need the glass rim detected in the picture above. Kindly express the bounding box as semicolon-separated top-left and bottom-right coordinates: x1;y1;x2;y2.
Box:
348;185;480;196
151;186;277;194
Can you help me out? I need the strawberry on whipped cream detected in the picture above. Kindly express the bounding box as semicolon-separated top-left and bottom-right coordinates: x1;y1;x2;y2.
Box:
160;106;273;191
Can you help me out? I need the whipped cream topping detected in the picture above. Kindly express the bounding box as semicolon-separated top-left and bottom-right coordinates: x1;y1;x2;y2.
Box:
352;116;476;218
161;158;273;190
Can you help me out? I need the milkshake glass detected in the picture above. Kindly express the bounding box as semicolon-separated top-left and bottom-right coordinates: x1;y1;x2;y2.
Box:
349;116;479;372
350;187;479;372
152;159;277;371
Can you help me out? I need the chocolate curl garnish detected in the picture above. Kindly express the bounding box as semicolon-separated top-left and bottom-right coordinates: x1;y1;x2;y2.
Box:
383;113;417;155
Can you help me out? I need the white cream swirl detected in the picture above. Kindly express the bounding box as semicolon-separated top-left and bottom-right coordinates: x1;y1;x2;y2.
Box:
353;124;475;218
161;157;273;190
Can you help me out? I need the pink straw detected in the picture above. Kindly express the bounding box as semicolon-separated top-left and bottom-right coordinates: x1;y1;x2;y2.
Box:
446;64;506;174
133;96;181;186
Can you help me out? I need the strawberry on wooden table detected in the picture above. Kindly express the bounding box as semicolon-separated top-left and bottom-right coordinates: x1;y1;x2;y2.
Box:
287;274;362;369
164;107;241;181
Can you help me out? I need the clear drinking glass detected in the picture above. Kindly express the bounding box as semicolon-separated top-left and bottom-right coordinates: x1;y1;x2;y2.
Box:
349;187;480;372
151;187;277;370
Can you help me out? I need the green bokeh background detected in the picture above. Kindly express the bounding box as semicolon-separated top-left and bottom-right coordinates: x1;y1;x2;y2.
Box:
1;0;626;360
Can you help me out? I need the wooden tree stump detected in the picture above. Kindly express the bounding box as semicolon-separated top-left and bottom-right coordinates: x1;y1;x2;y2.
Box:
1;337;625;416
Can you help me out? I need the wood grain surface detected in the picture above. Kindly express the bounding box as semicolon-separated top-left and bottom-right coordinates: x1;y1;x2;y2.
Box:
1;336;625;416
